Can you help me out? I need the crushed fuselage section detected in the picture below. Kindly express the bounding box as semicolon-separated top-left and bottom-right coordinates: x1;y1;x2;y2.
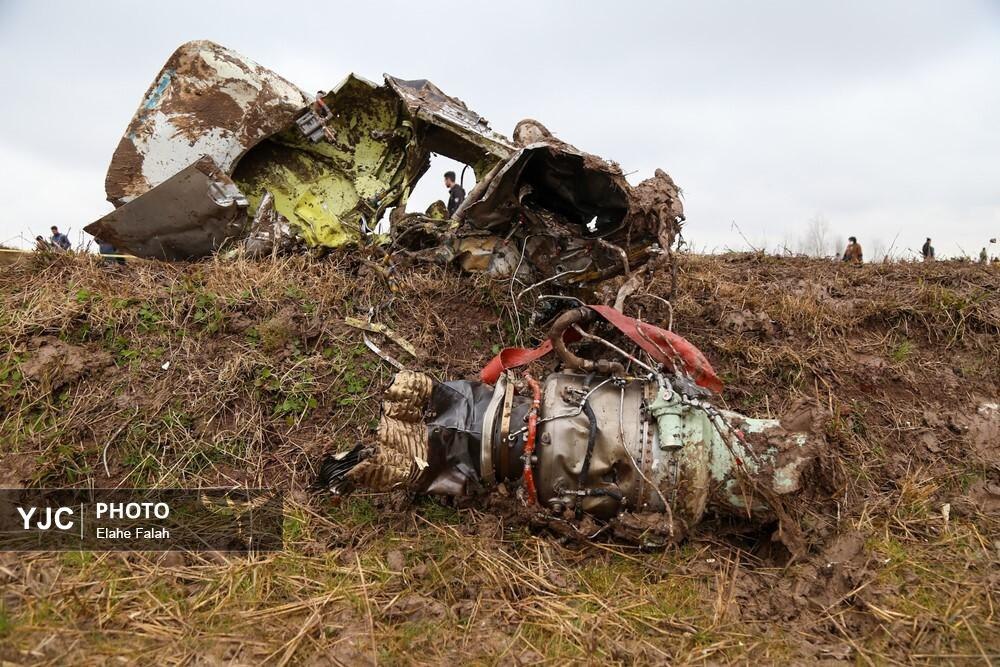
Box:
87;40;684;289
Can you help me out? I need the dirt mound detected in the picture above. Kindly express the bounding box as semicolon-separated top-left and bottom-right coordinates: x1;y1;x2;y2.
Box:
19;337;112;393
0;252;997;663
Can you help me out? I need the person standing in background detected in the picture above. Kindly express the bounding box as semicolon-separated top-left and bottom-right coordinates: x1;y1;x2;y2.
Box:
50;226;71;250
842;236;863;264
96;237;125;265
921;238;934;261
444;171;465;217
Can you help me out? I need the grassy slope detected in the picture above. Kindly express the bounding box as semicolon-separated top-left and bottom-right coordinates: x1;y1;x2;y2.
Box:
0;252;997;665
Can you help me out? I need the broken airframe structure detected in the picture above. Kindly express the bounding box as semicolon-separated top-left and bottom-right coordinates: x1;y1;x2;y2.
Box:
89;41;821;547
86;40;684;289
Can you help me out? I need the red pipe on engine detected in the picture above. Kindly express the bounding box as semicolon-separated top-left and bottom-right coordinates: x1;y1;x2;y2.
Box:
522;372;541;506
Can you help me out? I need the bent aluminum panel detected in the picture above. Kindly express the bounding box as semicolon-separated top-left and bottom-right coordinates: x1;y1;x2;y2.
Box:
231;75;416;249
105;40;310;207
85;157;248;260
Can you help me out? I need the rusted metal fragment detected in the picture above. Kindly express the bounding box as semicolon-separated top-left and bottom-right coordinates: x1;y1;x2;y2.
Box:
444;139;652;285
96;39;685;272
433;118;685;286
627;168;686;250
385;76;513;174
86;157;248;260
462;141;630;232
382;120;684;287
105;40;309;207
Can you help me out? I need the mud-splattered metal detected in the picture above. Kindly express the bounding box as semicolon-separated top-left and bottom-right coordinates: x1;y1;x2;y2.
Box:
88;39;686;292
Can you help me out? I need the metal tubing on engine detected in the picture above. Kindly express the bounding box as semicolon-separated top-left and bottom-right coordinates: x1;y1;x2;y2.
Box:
547;307;626;376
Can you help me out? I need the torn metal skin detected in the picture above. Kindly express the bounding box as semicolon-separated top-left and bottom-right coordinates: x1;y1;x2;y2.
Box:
85;156;249;261
87;40;684;288
395;124;686;289
104;40;310;208
318;306;822;550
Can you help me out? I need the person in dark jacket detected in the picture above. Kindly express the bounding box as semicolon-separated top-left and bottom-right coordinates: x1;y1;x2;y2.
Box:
921;238;934;261
50;226;71;250
444;171;465;217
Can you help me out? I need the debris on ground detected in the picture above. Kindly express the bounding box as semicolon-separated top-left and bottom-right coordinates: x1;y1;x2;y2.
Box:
319;304;823;553
2;37;998;667
1;253;997;662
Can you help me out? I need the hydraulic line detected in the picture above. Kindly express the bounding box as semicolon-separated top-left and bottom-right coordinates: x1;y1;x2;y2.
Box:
547;307;625;376
576;398;599;517
522;372;541;506
577;399;599;491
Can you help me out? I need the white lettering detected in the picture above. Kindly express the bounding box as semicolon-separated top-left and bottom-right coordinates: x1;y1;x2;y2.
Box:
15;506;74;531
97;527;131;539
16;506;35;530
135;526;169;540
94;502;171;520
54;507;74;530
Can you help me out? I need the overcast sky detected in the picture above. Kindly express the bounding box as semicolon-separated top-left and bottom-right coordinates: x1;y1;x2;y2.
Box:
1;0;998;258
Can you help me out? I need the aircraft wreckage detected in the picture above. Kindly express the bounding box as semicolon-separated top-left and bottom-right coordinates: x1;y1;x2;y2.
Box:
90;41;821;547
86;40;683;287
320;305;822;549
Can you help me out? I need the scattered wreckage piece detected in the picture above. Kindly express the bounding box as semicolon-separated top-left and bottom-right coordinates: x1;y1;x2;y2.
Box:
318;306;820;549
242;191;301;258
87;40;685;291
344;317;421;359
104;40;310;208
89;40;512;258
403;123;687;289
384;76;513;176
85;157;249;260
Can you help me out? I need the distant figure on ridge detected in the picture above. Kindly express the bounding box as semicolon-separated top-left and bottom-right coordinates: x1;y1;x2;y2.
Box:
49;226;71;251
842;236;863;264
921;238;935;261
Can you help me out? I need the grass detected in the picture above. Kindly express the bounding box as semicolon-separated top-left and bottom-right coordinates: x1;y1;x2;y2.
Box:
0;251;997;664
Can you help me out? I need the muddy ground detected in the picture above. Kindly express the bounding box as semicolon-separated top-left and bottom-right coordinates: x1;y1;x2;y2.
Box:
0;252;997;664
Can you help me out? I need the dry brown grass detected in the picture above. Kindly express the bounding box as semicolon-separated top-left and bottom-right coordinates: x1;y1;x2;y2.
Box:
0;251;997;664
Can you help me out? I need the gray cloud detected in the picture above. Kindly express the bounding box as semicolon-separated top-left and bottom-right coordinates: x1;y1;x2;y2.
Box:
1;0;997;257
